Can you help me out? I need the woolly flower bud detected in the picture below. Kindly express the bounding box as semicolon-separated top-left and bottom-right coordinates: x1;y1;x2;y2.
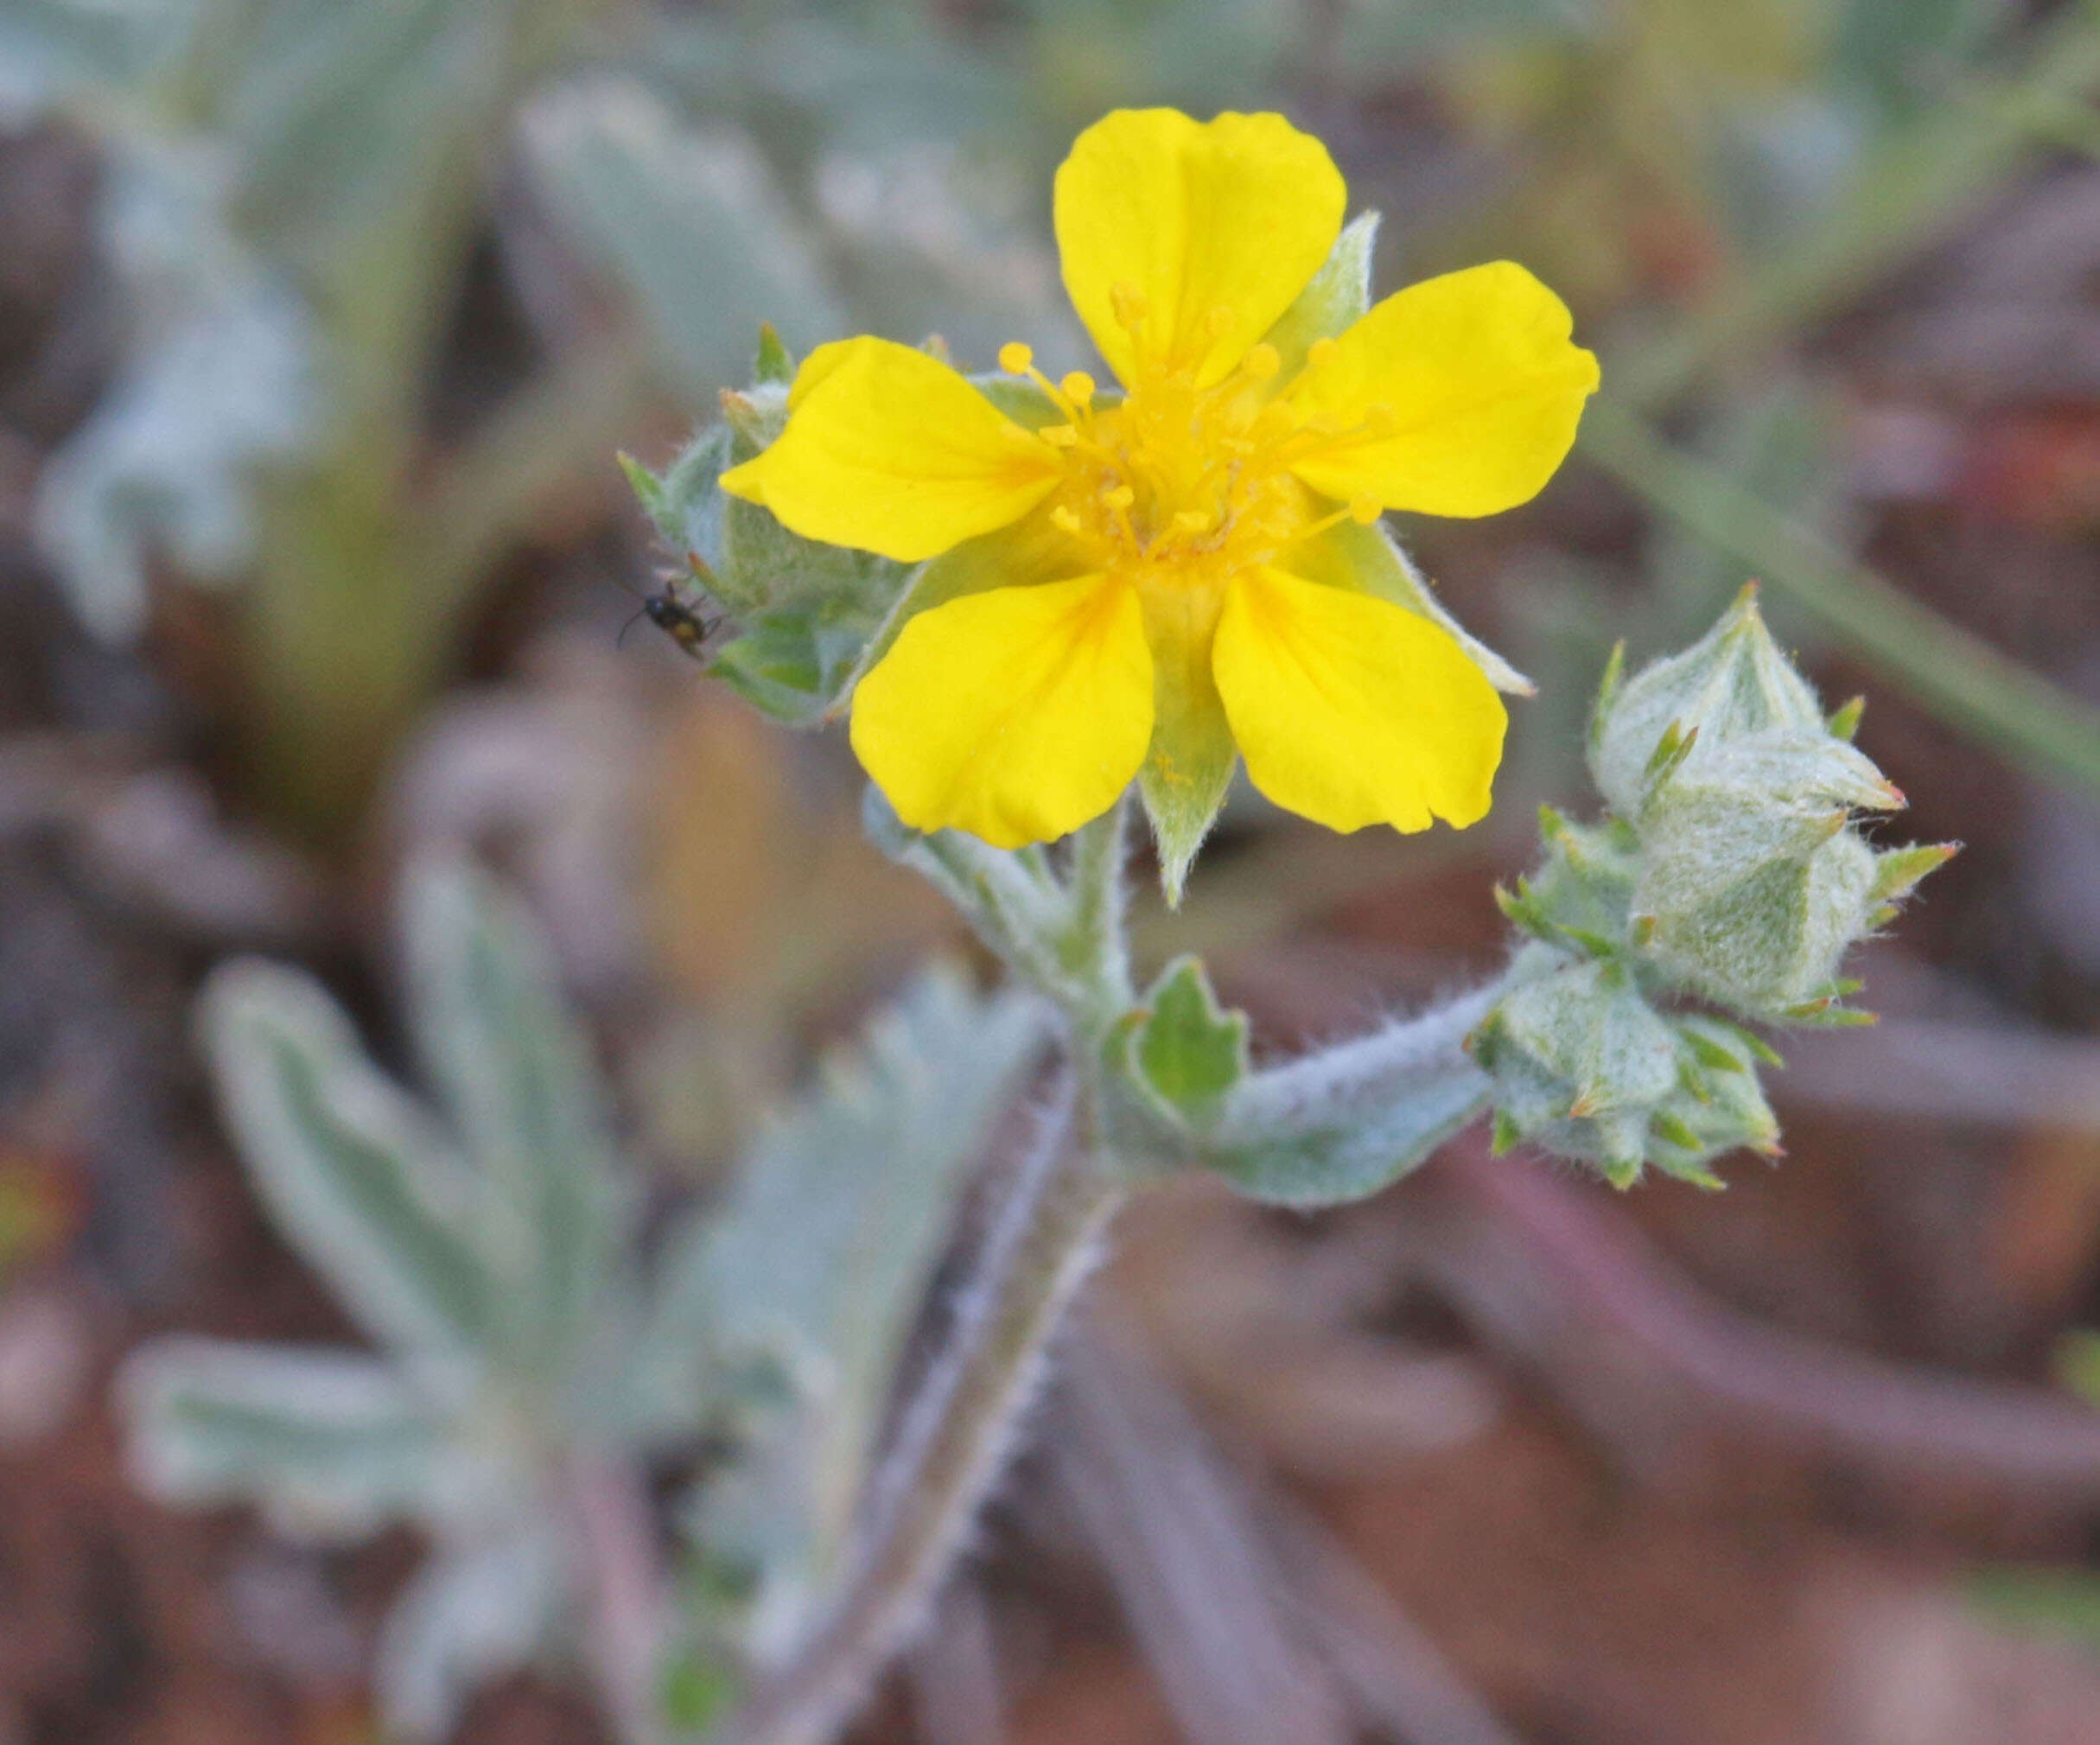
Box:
1477;589;1956;1186
1471;947;1779;1188
1588;583;1826;816
1588;586;1925;1022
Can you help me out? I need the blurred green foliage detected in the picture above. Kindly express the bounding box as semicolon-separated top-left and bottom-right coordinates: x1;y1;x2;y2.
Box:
120;856;1047;1736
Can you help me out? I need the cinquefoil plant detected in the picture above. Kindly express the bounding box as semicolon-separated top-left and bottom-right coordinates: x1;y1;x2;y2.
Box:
614;107;1957;1745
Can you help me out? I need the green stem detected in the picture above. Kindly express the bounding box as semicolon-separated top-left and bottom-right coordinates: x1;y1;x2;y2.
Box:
714;1080;1120;1745
1581;398;2100;796
1055;797;1136;1033
243;462;443;846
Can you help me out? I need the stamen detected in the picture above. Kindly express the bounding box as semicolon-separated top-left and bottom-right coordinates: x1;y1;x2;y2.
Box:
1109;283;1149;336
1050;506;1084;535
1060;372;1096;408
1239;342;1281;381
998;341;1034;374
1171;510;1212;535
1041;424;1079;448
1306;337;1339;370
1300;495;1384;540
1250;402;1297;443
1104;486;1136;511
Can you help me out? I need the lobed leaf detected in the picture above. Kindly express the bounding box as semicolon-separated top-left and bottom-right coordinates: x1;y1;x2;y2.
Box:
647;965;1050;1605
375;1528;565;1743
402;856;629;1370
200;960;493;1366
118;1335;499;1541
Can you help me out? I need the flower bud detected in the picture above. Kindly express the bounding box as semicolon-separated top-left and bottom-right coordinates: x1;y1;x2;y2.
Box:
1473;951;1781;1188
1586;584;1927;1022
1588;583;1823;816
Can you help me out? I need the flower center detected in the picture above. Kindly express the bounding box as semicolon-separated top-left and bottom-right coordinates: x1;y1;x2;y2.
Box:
999;299;1378;595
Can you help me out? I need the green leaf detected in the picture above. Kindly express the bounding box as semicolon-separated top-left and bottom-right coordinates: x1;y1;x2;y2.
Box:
646;965;1050;1602
375;1530;563;1744
118;1335;487;1542
1968;1569;2100;1651
402;857;627;1366
521;79;840;402
2052;1329;2100;1406
1204;1071;1489;1208
200;961;493;1365
1127;957;1248;1125
0;0;197;122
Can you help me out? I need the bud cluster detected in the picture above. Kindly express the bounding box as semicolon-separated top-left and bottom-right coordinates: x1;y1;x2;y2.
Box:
1473;587;1956;1187
621;327;919;727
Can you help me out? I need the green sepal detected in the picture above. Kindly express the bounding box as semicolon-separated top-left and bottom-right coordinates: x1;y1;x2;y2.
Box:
622;425;735;594
1682;1027;1747;1074
720;383;789;450
1260;211;1378;380
1588;641;1626;759
1600;1153;1643;1191
1870;840;1960;903
754;322;793;385
1137;654;1238;907
1826;696;1865;742
1588;583;1823;815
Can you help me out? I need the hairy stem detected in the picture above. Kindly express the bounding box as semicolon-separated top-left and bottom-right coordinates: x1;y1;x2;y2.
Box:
567;1452;671;1745
1221;982;1502;1142
716;1079;1122;1745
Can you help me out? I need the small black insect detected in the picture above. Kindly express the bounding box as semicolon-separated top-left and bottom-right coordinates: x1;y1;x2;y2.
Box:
617;557;722;663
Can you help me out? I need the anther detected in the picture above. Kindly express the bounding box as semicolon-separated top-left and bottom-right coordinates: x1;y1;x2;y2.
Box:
1060;372;1096;408
1240;342;1281;381
1307;337;1339;369
1109;283;1149;333
998;341;1034;374
1050;506;1083;535
1172;509;1212;534
1104;485;1136;510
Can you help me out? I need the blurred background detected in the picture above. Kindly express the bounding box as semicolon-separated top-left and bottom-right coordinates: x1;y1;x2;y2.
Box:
3;0;2100;1741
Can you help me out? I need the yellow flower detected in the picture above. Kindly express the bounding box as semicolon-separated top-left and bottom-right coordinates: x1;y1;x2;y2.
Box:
721;108;1598;877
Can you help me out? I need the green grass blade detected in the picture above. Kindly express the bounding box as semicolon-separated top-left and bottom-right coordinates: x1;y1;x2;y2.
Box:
1581;398;2100;796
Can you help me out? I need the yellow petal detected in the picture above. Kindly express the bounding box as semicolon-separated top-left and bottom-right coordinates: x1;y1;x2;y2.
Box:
1212;567;1505;833
850;576;1153;849
1286;261;1598;517
1054;109;1345;391
847;500;1092;688
719;337;1061;563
